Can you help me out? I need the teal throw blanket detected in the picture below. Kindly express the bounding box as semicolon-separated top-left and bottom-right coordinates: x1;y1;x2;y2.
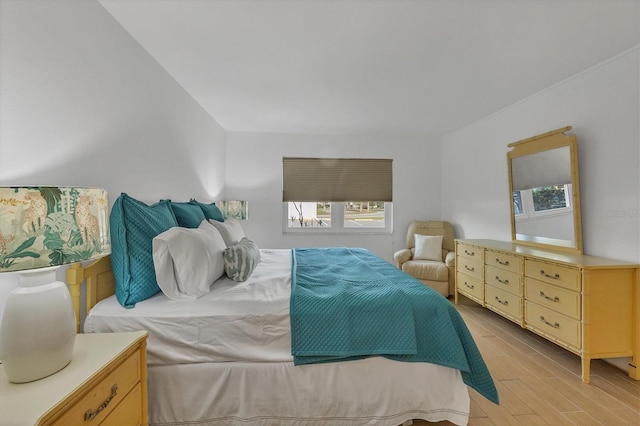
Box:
290;247;499;405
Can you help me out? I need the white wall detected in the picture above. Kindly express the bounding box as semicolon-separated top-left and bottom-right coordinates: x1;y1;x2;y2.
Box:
0;0;227;203
0;1;226;316
225;132;442;262
442;47;640;263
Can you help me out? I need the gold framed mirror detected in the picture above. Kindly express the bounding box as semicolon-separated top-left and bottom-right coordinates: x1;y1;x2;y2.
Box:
507;126;582;253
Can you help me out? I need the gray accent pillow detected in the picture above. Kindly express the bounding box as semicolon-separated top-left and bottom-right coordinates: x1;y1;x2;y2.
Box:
223;237;260;282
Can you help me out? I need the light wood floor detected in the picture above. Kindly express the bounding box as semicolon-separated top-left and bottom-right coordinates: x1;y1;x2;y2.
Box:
414;296;640;425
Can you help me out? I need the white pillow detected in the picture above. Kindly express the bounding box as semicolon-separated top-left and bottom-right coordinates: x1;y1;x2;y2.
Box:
209;217;245;247
413;234;443;261
152;221;226;300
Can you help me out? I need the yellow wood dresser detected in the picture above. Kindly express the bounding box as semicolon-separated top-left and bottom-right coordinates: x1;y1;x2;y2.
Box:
0;331;148;425
455;239;639;384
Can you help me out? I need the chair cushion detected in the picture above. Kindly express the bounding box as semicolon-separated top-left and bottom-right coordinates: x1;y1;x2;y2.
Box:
402;259;449;282
413;234;443;261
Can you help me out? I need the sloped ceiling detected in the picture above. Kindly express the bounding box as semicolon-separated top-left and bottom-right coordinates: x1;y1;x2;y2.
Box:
99;0;639;136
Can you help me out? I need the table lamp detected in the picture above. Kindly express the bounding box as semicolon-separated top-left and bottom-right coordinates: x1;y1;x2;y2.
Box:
219;200;249;220
0;187;110;383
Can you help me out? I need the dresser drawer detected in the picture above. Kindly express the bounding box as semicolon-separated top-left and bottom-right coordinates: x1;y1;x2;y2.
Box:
52;350;141;426
525;259;581;291
456;257;483;281
485;249;523;274
485;284;522;321
456;242;484;262
456;272;484;303
525;278;580;320
525;301;580;350
101;383;143;426
485;265;522;296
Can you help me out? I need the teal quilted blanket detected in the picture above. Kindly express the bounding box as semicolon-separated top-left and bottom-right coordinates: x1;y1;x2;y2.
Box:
290;247;499;405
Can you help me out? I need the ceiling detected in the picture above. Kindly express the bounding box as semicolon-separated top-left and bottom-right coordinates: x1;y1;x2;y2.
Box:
99;0;640;136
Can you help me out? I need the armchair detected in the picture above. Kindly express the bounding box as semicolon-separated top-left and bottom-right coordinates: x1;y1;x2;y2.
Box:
394;221;455;297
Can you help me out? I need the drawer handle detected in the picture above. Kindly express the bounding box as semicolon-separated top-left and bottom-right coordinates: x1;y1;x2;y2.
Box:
496;276;509;285
539;291;560;302
495;258;510;266
540;269;560;280
465;265;475;272
464;249;475;256
84;384;118;422
464;281;474;290
540;315;560;329
494;296;508;306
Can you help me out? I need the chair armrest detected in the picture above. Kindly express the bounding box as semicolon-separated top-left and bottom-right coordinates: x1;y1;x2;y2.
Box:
444;250;456;267
394;249;412;267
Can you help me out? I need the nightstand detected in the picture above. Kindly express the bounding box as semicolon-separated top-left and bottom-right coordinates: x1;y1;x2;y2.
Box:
0;331;148;425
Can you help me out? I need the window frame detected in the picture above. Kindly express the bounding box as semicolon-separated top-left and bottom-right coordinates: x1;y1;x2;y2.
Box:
282;201;393;235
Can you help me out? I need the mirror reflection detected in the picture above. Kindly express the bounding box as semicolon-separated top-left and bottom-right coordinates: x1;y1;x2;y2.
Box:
507;128;582;252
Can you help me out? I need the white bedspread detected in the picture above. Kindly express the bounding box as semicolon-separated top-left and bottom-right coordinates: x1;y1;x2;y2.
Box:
84;248;472;425
84;249;293;365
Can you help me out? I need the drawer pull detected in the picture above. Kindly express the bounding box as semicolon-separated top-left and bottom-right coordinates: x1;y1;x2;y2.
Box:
496;276;509;285
464;249;475;256
84;384;118;422
494;296;508;306
539;291;560;302
464;281;474;290
495;258;510;266
464;265;475;272
540;269;560;280
540;316;560;329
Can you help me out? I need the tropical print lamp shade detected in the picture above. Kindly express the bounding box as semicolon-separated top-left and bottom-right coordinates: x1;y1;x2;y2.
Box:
0;187;111;272
219;200;249;220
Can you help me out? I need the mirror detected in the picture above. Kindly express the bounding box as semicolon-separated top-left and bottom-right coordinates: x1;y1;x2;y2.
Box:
507;126;582;253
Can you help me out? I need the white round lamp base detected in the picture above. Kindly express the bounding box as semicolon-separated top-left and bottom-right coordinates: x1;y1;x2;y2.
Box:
0;266;76;383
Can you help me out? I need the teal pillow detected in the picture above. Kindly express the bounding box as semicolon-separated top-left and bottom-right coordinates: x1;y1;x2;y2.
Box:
190;199;224;222
168;201;206;228
223;237;260;282
111;193;178;308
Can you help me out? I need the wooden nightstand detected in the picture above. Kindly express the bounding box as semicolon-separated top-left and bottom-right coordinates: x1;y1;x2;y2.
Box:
0;331;148;425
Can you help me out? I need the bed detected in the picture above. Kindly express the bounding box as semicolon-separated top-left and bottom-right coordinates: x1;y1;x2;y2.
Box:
66;195;498;426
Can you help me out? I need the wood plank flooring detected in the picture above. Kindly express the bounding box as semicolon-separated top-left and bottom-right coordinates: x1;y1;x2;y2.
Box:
414;296;640;425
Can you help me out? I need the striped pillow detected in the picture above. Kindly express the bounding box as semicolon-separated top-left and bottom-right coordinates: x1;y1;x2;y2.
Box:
223;237;260;282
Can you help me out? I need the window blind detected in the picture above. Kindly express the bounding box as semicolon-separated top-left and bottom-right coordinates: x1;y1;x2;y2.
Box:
511;147;571;191
282;157;392;202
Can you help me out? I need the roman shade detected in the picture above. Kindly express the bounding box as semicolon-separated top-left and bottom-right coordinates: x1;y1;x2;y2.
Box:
511;146;571;191
282;157;392;202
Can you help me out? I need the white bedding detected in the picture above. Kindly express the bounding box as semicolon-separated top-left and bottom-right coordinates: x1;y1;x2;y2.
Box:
84;248;471;425
148;358;470;426
84;249;293;365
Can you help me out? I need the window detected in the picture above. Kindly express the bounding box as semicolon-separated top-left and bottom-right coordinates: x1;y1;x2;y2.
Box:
285;201;391;232
343;202;387;228
282;158;392;234
513;184;572;219
531;185;568;211
287;202;331;228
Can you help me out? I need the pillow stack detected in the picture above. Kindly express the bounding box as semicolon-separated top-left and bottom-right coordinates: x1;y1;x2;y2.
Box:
110;193;260;308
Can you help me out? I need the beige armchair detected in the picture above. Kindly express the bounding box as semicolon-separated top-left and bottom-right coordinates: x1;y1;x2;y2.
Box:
394;221;455;297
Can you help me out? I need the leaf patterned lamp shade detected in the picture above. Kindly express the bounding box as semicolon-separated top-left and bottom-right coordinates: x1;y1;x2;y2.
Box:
0;187;111;272
219;200;248;220
0;187;111;383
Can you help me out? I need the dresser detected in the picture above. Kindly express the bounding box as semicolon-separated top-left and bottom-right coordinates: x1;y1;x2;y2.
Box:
455;239;639;384
0;331;148;425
